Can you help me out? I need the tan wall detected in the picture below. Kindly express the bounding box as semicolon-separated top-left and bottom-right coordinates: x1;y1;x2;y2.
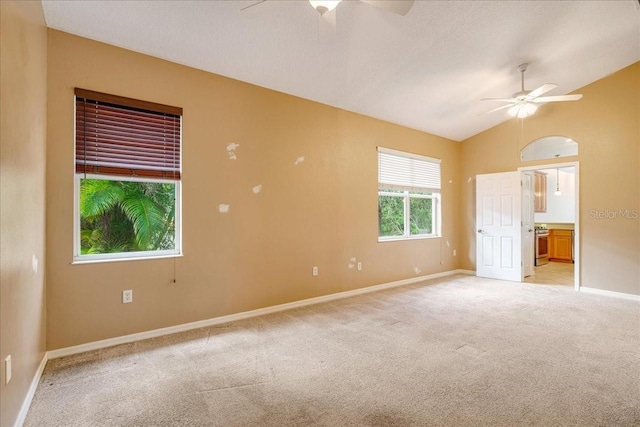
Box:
461;62;640;295
46;30;462;350
0;1;48;425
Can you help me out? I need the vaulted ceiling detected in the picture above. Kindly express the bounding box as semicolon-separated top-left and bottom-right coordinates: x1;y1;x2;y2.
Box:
42;0;640;141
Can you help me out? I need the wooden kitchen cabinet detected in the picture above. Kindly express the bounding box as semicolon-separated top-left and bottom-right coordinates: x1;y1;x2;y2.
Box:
550;229;573;262
534;171;547;213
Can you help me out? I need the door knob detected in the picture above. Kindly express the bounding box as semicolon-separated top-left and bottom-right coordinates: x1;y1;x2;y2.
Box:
528;229;534;232
477;229;484;233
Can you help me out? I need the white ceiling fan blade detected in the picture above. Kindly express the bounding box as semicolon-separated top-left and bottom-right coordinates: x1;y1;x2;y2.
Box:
359;0;415;15
533;94;584;103
526;83;558;99
480;97;517;103
479;103;515;115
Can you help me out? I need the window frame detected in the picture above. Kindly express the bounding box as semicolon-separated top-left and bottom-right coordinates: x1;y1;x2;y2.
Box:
377;147;442;242
378;190;441;242
73;89;183;264
73;173;182;264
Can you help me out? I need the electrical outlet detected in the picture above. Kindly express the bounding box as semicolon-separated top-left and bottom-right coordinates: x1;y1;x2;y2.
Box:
312;266;318;277
357;262;362;271
122;289;133;304
453;249;457;256
5;355;11;384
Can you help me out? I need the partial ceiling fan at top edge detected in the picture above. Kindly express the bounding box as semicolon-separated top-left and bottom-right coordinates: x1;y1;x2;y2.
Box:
242;0;415;16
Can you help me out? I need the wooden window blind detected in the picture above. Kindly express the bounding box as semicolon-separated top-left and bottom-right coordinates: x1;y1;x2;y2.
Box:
75;88;182;179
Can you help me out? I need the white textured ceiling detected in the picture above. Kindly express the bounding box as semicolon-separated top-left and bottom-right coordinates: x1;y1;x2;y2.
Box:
41;0;640;141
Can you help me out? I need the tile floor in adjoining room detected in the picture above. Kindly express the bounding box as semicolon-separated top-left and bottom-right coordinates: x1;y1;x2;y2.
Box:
525;261;574;286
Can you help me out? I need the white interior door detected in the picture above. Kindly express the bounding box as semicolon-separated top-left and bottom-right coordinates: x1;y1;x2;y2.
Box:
476;172;522;282
522;171;534;278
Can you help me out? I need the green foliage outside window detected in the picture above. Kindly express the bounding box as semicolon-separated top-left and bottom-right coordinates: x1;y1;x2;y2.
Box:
80;179;176;254
410;197;433;235
379;190;434;238
379;194;405;237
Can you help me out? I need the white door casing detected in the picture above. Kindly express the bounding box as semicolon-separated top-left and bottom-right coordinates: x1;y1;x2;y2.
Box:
522;171;535;278
476;172;522;282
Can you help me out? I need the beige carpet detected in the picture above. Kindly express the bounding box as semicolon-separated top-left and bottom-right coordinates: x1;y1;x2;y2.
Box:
25;275;640;426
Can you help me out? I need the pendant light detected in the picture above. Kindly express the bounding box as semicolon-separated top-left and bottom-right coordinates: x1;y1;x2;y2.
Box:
554;168;561;196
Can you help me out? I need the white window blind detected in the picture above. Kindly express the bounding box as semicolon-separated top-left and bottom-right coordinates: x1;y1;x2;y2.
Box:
378;147;441;193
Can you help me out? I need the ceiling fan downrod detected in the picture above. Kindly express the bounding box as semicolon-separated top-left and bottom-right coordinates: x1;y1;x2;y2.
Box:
517;63;529;97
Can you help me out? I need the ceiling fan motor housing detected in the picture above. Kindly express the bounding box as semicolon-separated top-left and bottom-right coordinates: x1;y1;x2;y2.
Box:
512;90;531;100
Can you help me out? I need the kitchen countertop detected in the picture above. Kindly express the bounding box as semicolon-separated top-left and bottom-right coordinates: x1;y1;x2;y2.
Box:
535;223;575;230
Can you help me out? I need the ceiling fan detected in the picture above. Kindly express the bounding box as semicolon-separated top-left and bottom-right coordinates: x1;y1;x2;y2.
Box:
309;0;414;16
242;0;414;17
481;63;583;118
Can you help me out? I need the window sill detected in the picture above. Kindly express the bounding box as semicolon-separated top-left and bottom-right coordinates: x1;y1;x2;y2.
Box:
72;252;183;265
378;235;440;243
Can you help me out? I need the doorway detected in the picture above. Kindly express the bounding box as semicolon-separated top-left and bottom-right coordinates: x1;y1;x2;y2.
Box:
474;162;579;290
519;161;579;290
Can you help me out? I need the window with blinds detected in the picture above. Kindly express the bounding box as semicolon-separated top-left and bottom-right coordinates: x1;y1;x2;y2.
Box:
74;89;182;262
377;147;441;240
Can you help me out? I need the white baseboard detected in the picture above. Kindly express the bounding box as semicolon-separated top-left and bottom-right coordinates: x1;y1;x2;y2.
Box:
453;271;637;301
48;269;468;360
14;352;48;427
579;286;640;301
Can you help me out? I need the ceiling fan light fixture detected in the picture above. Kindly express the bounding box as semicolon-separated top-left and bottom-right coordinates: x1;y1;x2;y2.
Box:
507;105;518;117
508;103;537;118
507;102;537;118
309;0;342;15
